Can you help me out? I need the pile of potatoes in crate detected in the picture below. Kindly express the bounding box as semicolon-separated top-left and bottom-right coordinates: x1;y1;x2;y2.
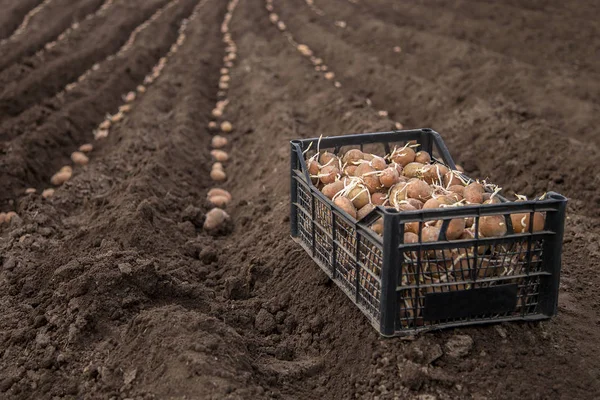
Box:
305;143;546;242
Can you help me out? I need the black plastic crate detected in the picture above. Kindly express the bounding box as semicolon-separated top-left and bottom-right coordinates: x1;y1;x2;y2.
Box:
290;128;567;336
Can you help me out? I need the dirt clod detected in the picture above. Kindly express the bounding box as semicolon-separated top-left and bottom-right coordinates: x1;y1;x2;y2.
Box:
255;309;277;333
444;335;474;358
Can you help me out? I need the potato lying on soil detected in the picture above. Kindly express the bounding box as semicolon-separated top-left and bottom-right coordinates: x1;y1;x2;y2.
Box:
79;143;93;153
204;208;231;233
220;121;233;133
210;165;226;181
208;196;230;208
211;135;228;148
211;150;229;162
71;151;89;166
208;188;232;202
51;167;73;186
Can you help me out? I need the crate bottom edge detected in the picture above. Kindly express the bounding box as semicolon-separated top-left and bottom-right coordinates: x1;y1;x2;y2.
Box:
291;236;553;337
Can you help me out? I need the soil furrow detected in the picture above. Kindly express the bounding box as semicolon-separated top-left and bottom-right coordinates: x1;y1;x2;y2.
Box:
0;0;178;145
288;0;600;148
0;0;46;42
423;0;600;73
0;0;240;396
0;0;598;399
0;0;115;89
0;0;106;73
0;0;170;121
0;0;200;208
204;1;600;399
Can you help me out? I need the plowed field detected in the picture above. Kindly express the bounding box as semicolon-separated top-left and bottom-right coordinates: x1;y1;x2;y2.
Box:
1;0;599;398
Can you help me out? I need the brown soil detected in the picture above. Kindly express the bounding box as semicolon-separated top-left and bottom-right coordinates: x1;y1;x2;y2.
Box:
0;0;43;40
0;0;599;399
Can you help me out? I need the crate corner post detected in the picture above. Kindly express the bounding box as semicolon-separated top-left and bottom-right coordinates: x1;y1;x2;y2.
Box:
379;211;400;336
290;140;300;238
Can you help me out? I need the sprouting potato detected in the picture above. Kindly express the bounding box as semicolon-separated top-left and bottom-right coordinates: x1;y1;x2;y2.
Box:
423;198;440;209
436;218;466;240
334;196;357;219
372;219;384;235
422;226;441;242
406;180;432;201
404;232;419;244
444;171;464;187
422;164;449;185
322;180;345;199
464;182;484;204
379;167;399;188
320;165;339;185
389;182;408;207
307;159;320;177
479;215;507;237
414;151;431;164
510;212;545;233
402;162;424;178
391;146;415;166
342;149;364;165
357;203;376;220
363;175;381;194
370;156;387;171
354;163;374;177
396;202;416;211
319;151;338;166
437;195;458;205
304;147;545;244
343;165;357;176
348;186;370;209
371;192;387;205
406;198;423;209
25;188;36;194
448;184;465;196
